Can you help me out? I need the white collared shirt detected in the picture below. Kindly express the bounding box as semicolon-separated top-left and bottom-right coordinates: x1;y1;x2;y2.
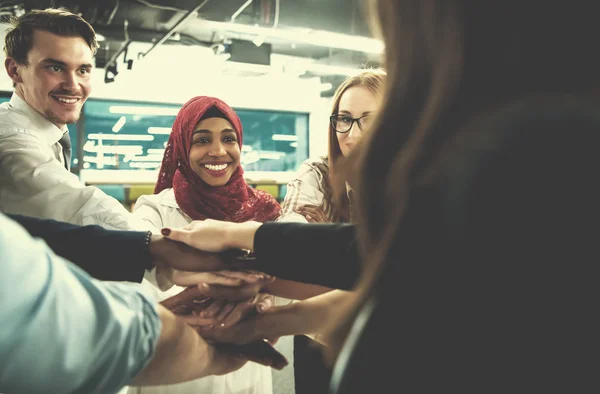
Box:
0;93;149;231
131;188;274;394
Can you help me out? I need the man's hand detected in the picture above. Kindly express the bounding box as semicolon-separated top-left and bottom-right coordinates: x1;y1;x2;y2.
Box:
195;301;283;345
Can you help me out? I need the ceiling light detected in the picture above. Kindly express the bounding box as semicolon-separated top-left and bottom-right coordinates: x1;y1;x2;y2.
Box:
112;116;126;133
88;134;154;141
109;106;179;116
272;134;298;142
198;20;384;55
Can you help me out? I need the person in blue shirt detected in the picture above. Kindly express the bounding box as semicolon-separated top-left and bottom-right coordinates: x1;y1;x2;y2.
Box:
0;212;249;394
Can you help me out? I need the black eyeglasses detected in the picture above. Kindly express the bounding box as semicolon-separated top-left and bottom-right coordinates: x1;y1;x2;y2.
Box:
330;114;373;133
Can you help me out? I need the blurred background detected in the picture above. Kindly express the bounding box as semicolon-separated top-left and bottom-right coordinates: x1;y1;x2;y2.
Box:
0;0;382;206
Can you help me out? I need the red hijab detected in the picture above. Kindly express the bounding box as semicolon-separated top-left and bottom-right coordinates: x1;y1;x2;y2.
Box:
155;96;280;222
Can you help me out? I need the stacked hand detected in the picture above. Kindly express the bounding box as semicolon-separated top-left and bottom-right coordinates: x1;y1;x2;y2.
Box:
160;265;272;323
160;265;286;369
297;204;328;223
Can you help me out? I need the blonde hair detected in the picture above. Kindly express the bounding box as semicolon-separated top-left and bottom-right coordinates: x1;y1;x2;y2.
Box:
324;68;386;222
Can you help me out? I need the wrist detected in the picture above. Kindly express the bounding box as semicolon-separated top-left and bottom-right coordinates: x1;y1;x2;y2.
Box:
148;234;167;269
225;221;262;251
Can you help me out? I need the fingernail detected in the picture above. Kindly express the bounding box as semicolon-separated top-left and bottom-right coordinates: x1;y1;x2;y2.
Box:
161;228;171;236
200;283;210;290
306;215;312;219
257;304;266;312
220;322;226;327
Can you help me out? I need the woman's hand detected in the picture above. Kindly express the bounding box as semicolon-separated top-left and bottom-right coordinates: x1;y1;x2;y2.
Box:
161;219;262;252
178;293;274;327
297;204;328;223
170;269;273;289
196;300;298;345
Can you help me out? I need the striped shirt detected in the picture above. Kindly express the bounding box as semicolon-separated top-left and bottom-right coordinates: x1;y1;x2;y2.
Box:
278;156;337;223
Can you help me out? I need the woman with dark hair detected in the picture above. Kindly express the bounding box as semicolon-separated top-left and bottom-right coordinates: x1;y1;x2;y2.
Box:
131;96;280;394
162;1;600;393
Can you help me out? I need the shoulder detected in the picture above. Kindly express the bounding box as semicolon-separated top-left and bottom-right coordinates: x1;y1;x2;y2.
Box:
0;126;45;147
134;188;177;209
133;188;192;226
293;156;329;183
0;104;31;135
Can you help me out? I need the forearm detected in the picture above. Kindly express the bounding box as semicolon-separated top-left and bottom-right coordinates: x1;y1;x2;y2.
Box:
256;290;354;340
7;213;150;282
253;223;360;290
222;221;360;289
264;279;332;300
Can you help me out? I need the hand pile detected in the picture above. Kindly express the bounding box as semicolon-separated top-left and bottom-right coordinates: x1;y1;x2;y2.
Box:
161;267;287;370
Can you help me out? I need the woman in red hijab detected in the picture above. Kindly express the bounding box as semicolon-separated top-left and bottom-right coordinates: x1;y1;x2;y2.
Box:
154;95;280;222
132;96;280;394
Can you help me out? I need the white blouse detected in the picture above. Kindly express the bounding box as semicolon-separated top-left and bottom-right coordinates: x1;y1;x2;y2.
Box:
130;188;273;394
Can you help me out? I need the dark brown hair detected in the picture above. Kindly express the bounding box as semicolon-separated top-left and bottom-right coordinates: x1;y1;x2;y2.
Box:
3;8;98;65
326;0;600;357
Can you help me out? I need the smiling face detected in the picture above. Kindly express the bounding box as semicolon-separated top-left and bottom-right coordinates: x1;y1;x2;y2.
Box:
336;85;378;157
189;117;241;187
6;29;93;129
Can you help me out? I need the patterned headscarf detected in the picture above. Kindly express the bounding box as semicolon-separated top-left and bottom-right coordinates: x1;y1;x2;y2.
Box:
155;96;280;222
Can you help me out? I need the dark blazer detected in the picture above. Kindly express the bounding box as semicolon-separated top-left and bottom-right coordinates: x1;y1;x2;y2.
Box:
7;213;150;282
254;222;359;290
332;96;599;393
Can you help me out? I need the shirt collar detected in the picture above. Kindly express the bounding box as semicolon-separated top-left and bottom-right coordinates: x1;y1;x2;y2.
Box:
160;188;181;209
9;92;68;146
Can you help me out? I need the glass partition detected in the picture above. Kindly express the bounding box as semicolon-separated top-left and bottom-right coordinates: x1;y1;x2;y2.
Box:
80;99;309;174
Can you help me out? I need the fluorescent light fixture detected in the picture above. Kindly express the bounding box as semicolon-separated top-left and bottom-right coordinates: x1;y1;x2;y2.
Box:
112;116;126;133
109;106;180;116
272;134;298;142
241;145;253;152
96;33;106;42
290;142;298;148
83;141;144;155
88;134;154;141
147;148;166;155
241;151;260;165
83;155;118;164
125;154;164;162
148;127;172;135
259;152;285;160
198;20;384;55
241;156;260;165
130;162;162;169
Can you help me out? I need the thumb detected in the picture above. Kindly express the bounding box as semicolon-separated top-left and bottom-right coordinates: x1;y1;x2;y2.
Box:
257;299;281;314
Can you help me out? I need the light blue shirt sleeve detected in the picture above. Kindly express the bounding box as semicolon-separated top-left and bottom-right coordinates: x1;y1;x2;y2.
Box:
0;213;162;394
